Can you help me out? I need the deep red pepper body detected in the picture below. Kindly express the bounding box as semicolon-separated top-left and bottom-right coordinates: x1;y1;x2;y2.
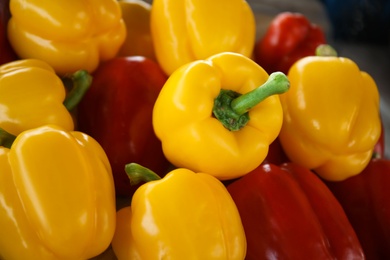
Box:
227;162;365;260
77;56;171;197
0;0;17;65
254;12;326;74
262;137;289;165
325;159;390;260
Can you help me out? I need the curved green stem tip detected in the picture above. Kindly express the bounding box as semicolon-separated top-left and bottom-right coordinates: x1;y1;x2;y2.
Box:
63;70;93;111
125;163;162;186
316;44;338;57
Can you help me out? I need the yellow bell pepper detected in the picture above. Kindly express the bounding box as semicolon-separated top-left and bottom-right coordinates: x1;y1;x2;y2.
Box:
112;163;247;260
0;59;91;136
7;0;127;75
117;0;156;61
153;52;289;180
0;124;116;260
279;45;382;181
150;0;256;75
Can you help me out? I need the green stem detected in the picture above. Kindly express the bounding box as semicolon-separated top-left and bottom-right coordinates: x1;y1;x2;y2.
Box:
316;44;338;57
0;128;16;149
231;72;290;115
372;151;381;159
125;163;162;186
213;72;290;131
63;70;93;111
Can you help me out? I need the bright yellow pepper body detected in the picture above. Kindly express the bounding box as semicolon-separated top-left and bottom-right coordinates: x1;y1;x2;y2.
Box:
279;56;381;181
0;125;116;260
0;59;74;136
117;0;156;61
150;0;256;75
7;0;126;75
112;167;246;260
153;52;285;180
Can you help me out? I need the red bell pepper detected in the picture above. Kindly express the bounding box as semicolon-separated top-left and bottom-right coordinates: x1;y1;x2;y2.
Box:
325;158;390;259
254;12;326;74
227;162;365;259
77;56;171;197
0;0;17;65
262;137;289;165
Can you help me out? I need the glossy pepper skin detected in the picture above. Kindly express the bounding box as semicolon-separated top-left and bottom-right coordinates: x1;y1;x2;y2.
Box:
153;52;289;180
117;0;156;61
0;125;116;260
227;163;365;260
325;159;390;260
262;137;289;165
279;51;381;181
254;12;326;74
7;0;126;75
150;0;256;75
77;56;171;197
265;120;385;166
112;164;247;260
373;120;385;159
0;59;78;136
0;0;17;65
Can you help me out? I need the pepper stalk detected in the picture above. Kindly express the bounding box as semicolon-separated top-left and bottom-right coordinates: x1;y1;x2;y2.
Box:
125;163;162;186
213;71;290;131
62;70;93;111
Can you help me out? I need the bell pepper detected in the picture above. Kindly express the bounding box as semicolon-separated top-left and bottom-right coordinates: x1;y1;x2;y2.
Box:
0;0;17;65
77;56;171;197
254;12;327;75
227;162;365;259
111;163;247;260
153;52;290;180
265;120;385;166
0;59;91;137
7;0;126;75
373;120;385;159
278;45;382;181
325;158;390;259
150;0;256;75
262;137;290;165
0;124;116;260
117;0;156;61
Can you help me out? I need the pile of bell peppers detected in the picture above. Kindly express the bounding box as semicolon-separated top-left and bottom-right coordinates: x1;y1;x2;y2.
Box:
0;59;117;259
0;0;389;259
